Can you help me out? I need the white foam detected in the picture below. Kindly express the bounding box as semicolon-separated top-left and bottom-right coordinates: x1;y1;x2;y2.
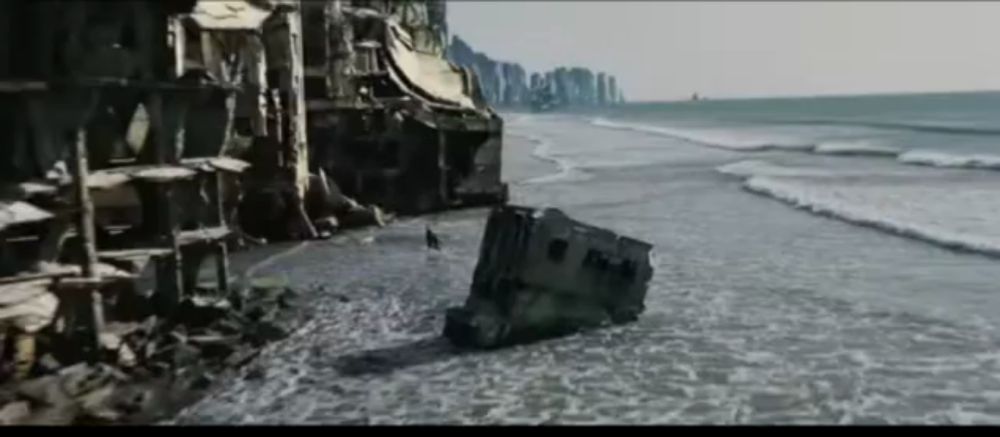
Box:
716;159;913;179
742;174;1000;257
590;118;815;152
592;117;1000;179
898;150;1000;170
520;134;588;185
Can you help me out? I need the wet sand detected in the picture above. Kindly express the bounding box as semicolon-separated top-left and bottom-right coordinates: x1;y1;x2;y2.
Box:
167;113;1000;425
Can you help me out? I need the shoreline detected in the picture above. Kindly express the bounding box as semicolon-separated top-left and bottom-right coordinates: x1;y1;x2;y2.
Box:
163;126;554;424
150;99;1000;425
0;126;557;426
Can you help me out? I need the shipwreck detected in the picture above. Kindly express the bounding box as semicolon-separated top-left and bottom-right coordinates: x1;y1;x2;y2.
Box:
444;206;654;349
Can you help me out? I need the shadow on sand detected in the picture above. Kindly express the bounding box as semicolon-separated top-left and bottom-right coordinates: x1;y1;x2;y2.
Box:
332;336;481;377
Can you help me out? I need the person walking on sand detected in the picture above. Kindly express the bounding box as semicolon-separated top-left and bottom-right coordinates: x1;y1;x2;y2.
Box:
425;225;441;250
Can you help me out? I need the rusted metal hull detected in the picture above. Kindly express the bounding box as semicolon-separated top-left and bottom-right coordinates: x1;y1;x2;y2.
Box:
444;206;654;349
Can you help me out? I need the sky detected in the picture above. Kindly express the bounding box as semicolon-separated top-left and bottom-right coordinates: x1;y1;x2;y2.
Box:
447;1;1000;101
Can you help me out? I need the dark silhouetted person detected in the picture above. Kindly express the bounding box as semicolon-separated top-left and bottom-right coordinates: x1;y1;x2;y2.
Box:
425;225;441;250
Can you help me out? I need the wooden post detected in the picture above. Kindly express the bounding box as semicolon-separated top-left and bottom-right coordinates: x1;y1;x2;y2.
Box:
70;126;103;358
169;17;186;80
284;7;317;240
436;115;449;207
213;172;230;295
71;128;98;278
149;92;184;313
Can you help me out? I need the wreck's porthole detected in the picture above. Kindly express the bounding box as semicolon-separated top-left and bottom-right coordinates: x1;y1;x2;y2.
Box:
547;238;568;262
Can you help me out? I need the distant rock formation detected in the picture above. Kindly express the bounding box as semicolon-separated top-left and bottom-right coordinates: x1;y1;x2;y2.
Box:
446;34;624;110
447;35;530;108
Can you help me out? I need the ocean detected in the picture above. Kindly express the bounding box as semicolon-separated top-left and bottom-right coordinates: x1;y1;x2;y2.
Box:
174;91;1000;424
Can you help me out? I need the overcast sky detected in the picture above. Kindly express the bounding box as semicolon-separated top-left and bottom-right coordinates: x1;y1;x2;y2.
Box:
447;1;1000;101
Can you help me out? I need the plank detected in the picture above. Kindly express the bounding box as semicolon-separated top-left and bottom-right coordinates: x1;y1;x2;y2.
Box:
0;264;78;286
180;157;251;173
0;182;58;201
177;226;232;246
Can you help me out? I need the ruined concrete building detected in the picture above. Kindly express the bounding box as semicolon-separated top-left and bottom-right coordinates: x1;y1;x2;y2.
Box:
0;0;508;378
0;0;252;370
301;0;507;215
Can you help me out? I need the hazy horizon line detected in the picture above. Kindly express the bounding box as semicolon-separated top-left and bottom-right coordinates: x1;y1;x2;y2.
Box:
625;87;1000;104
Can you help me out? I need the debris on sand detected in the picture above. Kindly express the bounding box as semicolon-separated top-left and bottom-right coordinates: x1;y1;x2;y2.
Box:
444;206;654;349
0;278;302;425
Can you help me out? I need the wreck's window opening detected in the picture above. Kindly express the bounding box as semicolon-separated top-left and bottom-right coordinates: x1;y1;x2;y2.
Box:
547;238;568;263
584;249;610;271
619;259;637;281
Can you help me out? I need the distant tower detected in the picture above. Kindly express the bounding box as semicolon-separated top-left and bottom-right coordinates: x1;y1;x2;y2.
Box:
608;75;618;105
545;71;557;96
596;72;608;106
530;72;543;91
554;67;571;106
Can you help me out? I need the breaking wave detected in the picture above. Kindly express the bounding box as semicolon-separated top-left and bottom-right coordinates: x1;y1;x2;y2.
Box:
780;118;1000;137
592;117;1000;172
718;160;1000;258
898;151;1000;171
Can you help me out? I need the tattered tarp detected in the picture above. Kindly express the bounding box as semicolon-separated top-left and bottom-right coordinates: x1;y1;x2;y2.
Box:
188;0;272;30
383;21;478;111
0;201;53;232
0;280;57;333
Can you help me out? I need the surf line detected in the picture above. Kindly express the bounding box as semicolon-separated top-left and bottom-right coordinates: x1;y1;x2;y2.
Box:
518;133;581;185
240;241;313;286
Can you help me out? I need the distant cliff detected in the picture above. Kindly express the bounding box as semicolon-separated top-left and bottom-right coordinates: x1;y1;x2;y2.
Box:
446;35;625;111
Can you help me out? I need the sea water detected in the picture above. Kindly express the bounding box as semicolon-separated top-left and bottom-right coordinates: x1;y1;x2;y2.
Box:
175;92;1000;424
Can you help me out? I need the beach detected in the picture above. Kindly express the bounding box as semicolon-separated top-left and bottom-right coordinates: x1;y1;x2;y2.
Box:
174;95;1000;424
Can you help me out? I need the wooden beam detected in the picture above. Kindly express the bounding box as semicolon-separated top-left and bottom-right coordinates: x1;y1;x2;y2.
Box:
436;114;448;206
212;173;230;295
70;125;104;359
71;128;98;279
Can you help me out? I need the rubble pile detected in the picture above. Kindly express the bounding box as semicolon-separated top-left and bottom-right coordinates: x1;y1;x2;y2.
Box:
0;278;301;425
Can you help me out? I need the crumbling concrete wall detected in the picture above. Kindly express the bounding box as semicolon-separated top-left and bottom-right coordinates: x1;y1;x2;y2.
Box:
298;0;506;218
178;0;316;240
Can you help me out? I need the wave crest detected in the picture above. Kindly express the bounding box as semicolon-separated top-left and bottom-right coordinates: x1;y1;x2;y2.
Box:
719;160;1000;258
590;118;814;151
898;151;1000;170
